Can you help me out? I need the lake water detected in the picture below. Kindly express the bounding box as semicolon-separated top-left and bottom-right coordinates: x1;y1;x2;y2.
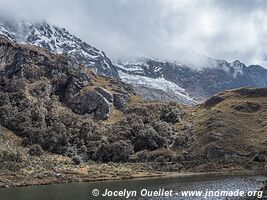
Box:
0;175;266;200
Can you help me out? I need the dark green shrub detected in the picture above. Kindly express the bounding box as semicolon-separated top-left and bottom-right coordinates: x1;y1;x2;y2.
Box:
134;125;167;151
72;155;83;165
94;140;134;162
28;144;44;156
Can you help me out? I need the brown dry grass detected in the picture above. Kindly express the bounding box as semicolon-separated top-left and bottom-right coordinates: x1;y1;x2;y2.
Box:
91;75;114;92
105;109;125;124
180;88;267;156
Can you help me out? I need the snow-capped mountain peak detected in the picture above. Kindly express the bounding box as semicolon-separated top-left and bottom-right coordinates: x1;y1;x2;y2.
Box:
0;17;119;78
116;58;267;102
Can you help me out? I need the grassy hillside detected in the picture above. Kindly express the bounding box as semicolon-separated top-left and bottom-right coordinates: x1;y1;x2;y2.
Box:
175;88;267;171
0;36;266;187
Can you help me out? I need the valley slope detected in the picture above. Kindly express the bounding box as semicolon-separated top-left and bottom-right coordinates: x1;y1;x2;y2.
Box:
0;37;266;187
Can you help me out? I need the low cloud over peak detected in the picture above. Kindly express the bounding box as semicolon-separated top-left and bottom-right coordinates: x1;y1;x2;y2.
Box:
1;0;267;66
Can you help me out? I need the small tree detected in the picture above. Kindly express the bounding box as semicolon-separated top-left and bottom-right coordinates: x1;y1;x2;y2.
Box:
72;155;83;165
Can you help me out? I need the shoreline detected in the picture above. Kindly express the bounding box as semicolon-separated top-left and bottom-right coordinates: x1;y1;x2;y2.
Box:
1;169;266;189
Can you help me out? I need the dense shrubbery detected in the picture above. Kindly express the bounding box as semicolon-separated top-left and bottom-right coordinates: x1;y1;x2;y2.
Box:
160;103;185;123
0;60;186;164
28;144;44;156
0;150;24;171
134;125;167;151
94;140;134;162
0;87;102;161
0;83;185;164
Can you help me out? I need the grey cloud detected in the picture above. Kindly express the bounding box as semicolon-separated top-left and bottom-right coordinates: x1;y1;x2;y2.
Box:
0;0;267;66
212;0;267;12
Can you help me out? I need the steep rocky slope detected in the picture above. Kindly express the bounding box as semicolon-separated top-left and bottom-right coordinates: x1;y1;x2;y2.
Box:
0;36;133;118
2;17;266;105
116;59;267;102
0;17;119;78
0;36;138;160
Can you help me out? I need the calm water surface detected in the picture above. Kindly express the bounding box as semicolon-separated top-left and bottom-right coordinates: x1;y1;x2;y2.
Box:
0;175;266;200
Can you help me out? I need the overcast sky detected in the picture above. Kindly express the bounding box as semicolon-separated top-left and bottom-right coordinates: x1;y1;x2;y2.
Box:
1;0;267;66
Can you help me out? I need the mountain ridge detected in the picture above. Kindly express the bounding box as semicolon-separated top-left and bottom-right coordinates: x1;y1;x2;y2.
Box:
0;17;119;78
116;58;267;101
1;17;267;104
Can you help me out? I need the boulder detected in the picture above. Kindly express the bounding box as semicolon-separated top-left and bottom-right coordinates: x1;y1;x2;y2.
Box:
64;74;91;99
113;93;130;110
95;87;113;103
69;90;112;120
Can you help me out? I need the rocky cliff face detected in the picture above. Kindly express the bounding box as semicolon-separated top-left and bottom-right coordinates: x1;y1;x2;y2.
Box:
0;36;133;121
0;36;184;164
0;17;119;78
116;58;267;101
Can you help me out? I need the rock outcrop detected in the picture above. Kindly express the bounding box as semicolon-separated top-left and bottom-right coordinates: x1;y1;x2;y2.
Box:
69;89;112;120
95;87;114;103
0;36;134;120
